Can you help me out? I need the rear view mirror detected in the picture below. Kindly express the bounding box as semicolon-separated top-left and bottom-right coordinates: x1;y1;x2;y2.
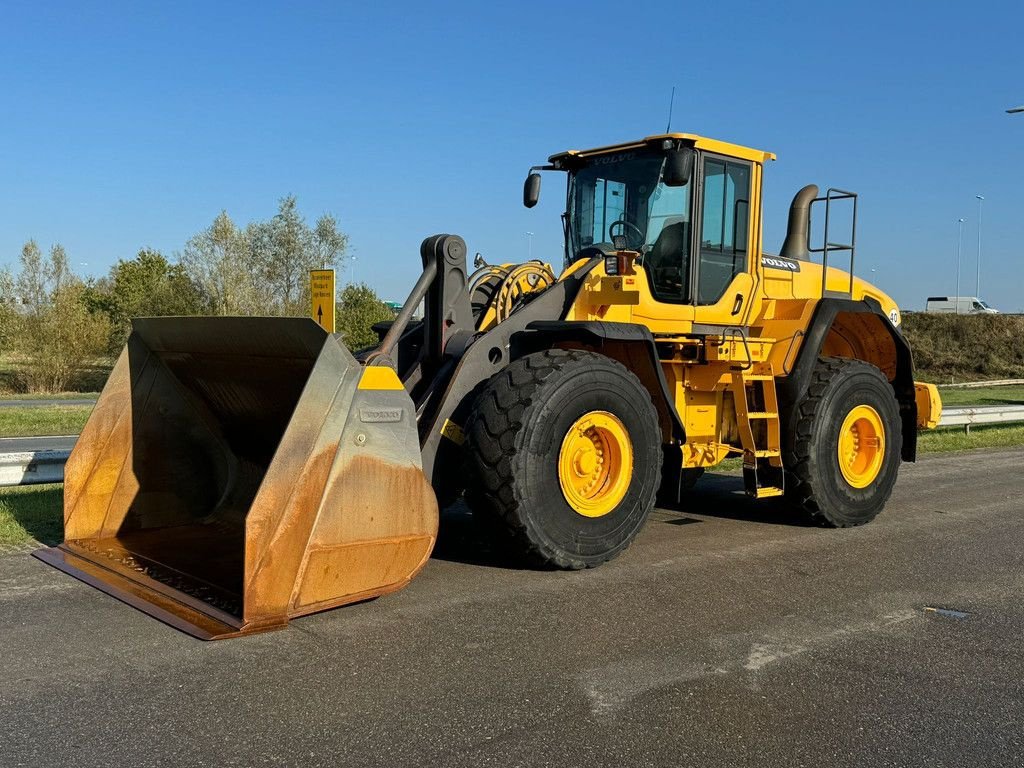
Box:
663;149;693;187
524;173;541;208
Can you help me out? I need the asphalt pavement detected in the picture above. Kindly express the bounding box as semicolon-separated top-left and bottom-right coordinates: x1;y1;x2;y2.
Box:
1;448;1022;767
0;435;77;453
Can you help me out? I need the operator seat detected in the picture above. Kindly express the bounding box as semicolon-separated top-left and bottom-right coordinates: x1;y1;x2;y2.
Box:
645;218;690;301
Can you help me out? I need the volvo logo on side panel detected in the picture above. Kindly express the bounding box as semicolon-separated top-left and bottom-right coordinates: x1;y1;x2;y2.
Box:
761;256;801;272
360;407;404;423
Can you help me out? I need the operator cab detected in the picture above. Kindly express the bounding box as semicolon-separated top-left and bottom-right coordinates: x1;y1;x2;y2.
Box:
524;134;775;309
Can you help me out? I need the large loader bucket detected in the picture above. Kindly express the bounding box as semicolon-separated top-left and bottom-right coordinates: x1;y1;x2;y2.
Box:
34;317;438;639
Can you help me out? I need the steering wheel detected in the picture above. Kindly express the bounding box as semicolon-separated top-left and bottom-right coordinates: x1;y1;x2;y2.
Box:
608;219;644;250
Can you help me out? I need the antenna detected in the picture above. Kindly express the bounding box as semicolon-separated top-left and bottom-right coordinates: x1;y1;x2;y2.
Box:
665;85;676;132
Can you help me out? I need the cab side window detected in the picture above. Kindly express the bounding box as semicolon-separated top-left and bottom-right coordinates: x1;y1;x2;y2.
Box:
645;184;692;303
575;178;627;247
698;158;751;304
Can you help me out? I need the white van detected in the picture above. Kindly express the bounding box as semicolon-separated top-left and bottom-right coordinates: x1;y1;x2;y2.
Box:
925;296;999;314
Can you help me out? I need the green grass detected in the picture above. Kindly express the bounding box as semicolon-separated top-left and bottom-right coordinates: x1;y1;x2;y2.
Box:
936;385;1024;407
0;484;63;549
918;424;1024;453
0;405;93;437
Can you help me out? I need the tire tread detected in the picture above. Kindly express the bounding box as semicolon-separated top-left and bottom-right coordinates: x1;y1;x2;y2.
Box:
465;349;660;569
785;356;899;527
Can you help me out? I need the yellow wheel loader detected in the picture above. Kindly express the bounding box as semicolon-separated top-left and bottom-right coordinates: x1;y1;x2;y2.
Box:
35;133;942;638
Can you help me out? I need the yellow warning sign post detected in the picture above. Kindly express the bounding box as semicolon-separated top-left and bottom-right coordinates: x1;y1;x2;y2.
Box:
310;269;336;333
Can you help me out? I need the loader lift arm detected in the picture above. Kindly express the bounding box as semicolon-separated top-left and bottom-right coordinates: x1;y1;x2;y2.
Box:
361;234;614;501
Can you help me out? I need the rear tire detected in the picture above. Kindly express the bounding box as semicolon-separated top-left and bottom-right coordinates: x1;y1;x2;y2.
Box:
466;349;661;569
785;357;902;527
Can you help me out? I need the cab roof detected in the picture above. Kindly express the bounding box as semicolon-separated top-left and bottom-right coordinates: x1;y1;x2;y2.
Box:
548;133;776;165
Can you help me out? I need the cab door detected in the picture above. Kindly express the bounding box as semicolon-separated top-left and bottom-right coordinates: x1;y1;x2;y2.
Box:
691;153;756;327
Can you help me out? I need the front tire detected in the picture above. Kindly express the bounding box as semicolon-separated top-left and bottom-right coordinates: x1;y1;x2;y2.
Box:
465;349;661;569
785;357;902;527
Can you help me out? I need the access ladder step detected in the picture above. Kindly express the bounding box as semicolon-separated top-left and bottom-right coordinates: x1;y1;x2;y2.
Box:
742;461;785;499
732;364;784;501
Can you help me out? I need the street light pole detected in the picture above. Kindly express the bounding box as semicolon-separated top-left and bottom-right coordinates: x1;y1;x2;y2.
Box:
955;218;965;314
975;195;984;298
525;231;534;261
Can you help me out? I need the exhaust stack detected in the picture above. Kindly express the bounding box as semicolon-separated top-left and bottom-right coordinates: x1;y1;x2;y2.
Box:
778;184;819;261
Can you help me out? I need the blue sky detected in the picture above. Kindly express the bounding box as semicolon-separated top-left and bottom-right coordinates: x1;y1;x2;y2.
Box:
2;0;1022;311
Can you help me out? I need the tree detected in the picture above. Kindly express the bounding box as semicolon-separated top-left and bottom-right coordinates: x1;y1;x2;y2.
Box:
181;211;258;315
47;244;72;296
2;196;352;390
313;214;348;271
15;240;46;313
7;240;110;392
0;266;15;352
19;283;110;393
336;283;395;350
15;240;65;342
253;196;347;316
180;197;349;318
262;196;312;314
87;248;211;350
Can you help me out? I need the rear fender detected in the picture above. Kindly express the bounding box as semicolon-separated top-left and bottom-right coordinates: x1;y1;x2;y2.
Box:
779;298;918;461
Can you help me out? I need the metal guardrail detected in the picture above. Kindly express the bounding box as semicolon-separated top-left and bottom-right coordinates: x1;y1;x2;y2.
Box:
937;405;1024;430
0;450;71;487
938;379;1024;389
0;406;1021;487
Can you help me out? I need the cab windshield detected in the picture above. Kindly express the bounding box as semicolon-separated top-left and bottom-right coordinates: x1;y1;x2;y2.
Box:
567;148;692;259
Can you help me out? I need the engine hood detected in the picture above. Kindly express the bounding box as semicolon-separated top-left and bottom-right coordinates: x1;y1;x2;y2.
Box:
760;256;902;328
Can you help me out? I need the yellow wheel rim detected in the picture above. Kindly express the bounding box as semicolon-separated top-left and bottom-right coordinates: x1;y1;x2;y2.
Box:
558;411;633;518
837;404;885;488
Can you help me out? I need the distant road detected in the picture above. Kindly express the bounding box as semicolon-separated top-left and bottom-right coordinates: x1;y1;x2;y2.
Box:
0;436;77;453
0;399;95;408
